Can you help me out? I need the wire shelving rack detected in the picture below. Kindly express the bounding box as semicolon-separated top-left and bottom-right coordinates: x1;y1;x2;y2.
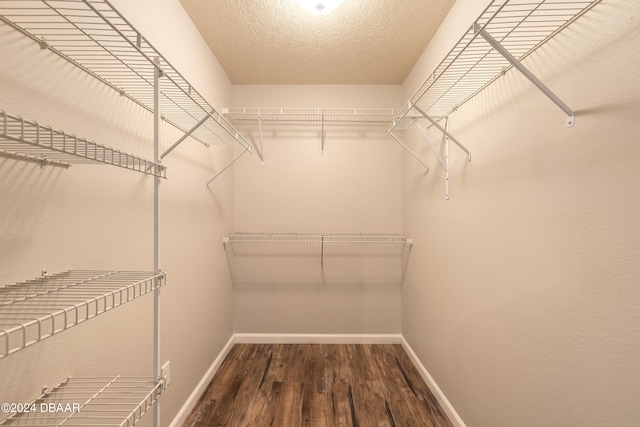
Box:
224;108;403;161
384;0;602;200
0;0;250;152
225;108;402;127
223;233;413;286
0;376;164;426
0;110;166;177
388;0;603;133
0;270;167;359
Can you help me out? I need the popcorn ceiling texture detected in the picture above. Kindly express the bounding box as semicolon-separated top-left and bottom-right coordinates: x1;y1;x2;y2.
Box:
179;0;456;84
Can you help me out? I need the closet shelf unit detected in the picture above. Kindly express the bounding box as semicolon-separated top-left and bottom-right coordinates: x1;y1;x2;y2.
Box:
224;108;402;126
0;0;251;167
223;232;413;245
223;233;413;286
224;108;402;159
387;0;602;174
0;376;163;427
0;270;167;360
0;110;166;177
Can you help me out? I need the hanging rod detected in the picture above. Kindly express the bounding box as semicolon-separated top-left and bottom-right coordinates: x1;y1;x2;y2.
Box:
0;110;166;177
0;376;164;426
0;0;251;153
387;0;602;134
0;270;167;359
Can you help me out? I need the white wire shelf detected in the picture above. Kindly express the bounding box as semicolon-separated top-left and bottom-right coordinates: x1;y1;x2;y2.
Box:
223;233;412;286
224;232;412;245
0;376;163;426
388;0;603;132
224;108;402;127
0;270;167;359
0;110;166;177
0;0;250;152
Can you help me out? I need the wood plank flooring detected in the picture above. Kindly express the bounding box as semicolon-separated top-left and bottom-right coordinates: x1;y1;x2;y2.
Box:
183;344;453;427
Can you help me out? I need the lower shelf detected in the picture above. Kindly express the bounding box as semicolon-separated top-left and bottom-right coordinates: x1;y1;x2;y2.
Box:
0;270;167;359
0;376;164;426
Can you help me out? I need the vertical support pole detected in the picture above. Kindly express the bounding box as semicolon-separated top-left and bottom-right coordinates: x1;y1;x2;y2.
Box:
320;235;324;271
257;112;265;166
153;57;161;427
321;112;325;154
445;117;450;201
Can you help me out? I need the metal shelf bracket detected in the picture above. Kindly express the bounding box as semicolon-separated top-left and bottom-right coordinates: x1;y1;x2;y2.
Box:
388;131;430;174
474;23;576;128
161;110;215;160
413;105;471;162
206;146;250;188
413;117;447;171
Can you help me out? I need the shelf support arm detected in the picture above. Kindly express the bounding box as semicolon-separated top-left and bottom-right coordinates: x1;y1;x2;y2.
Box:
474;24;575;128
413;105;471;161
206;147;250;188
388;131;430;173
413;118;447;171
160;110;215;160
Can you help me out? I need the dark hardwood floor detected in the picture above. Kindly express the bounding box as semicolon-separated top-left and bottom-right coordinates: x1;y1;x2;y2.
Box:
183;343;454;427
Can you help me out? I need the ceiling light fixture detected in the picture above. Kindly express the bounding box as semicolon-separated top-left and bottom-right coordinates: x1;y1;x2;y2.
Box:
298;0;344;15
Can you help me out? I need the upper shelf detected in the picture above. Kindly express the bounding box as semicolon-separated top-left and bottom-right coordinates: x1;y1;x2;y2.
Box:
0;110;166;176
225;108;402;127
0;0;250;151
0;270;166;359
388;0;603;132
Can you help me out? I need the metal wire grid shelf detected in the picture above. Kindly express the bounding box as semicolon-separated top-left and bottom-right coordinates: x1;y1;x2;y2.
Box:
0;0;250;151
0;376;163;426
224;108;403;127
387;0;603;133
0;270;167;359
0;110;166;176
224;232;412;245
223;233;413;285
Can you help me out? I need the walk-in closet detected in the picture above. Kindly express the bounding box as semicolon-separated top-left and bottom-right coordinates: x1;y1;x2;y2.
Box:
1;0;638;426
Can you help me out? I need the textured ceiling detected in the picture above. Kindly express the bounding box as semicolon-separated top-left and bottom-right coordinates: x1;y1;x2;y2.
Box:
179;0;456;84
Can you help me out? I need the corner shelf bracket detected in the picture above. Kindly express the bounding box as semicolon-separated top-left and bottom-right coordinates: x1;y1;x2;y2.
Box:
473;24;575;128
161;109;215;160
413;105;471;162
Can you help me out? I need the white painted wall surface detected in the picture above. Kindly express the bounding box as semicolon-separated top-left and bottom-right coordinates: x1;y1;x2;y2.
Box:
401;0;640;425
231;85;405;334
0;1;235;425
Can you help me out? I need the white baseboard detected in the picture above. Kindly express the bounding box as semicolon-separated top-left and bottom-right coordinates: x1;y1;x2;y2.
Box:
169;333;464;427
168;334;236;427
234;333;403;344
400;336;466;427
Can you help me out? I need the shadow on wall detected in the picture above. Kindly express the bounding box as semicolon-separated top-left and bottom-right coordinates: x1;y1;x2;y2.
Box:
0;158;64;280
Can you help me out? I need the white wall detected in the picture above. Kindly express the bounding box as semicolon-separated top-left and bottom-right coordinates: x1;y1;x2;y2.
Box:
0;1;235;425
231;85;404;334
401;0;640;426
